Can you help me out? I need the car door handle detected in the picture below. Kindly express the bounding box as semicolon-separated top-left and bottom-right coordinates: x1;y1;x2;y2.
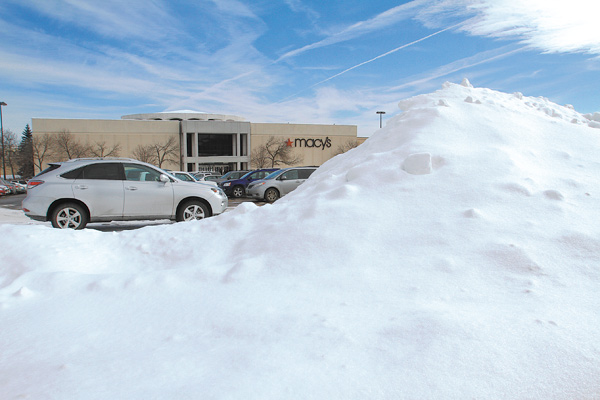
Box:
74;185;88;190
125;186;138;191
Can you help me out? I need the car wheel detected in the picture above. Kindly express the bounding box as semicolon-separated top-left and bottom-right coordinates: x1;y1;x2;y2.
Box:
51;202;88;230
177;200;210;222
264;188;280;203
232;185;244;198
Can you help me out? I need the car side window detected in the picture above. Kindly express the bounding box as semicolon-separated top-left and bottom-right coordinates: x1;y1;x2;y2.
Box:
80;163;122;180
281;170;299;180
124;164;161;182
61;166;85;179
175;173;193;181
298;169;316;179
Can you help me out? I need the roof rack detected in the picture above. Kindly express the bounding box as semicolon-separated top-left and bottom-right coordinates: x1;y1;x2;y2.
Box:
63;157;138;162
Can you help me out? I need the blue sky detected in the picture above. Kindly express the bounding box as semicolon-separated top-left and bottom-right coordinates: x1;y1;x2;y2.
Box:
1;0;599;137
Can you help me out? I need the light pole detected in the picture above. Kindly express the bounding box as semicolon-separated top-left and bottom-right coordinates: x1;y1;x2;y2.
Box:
0;102;6;180
376;111;386;129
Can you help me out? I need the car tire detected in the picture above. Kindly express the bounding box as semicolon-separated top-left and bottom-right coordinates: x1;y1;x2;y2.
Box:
177;200;211;222
51;202;88;230
264;188;280;203
232;185;244;198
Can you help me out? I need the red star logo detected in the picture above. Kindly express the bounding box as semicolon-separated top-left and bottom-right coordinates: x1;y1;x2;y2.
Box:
286;138;293;147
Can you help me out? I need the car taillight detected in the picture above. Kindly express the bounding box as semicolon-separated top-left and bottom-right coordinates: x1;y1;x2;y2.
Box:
27;180;44;189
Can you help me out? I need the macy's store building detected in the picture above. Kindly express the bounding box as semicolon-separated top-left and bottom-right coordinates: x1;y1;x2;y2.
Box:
32;111;363;174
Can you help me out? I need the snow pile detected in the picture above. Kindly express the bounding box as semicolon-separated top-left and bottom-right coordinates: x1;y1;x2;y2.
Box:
1;81;600;399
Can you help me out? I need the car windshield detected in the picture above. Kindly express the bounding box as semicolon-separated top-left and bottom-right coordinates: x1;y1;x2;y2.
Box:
239;171;255;180
231;171;247;179
264;170;286;180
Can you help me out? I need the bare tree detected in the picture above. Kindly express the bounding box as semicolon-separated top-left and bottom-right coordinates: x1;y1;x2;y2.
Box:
251;136;303;168
250;145;269;169
131;144;156;164
334;139;359;156
2;129;18;178
33;133;56;173
89;141;122;157
53;130;91;160
131;137;178;167
151;136;179;168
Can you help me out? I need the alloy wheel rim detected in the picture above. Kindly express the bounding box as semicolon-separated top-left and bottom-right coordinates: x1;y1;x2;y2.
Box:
266;190;277;202
56;208;82;229
183;205;205;220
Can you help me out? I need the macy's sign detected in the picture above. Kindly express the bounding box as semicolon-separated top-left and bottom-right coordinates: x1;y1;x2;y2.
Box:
286;137;332;150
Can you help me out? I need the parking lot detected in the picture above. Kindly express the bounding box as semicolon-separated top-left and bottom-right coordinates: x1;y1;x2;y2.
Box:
0;193;266;231
0;193;25;210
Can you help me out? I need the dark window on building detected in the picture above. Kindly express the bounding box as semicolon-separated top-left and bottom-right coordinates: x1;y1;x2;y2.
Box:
186;133;194;157
197;134;234;156
240;133;248;156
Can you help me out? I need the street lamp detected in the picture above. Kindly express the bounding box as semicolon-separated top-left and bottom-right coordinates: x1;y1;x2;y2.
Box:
0;102;6;180
376;111;386;129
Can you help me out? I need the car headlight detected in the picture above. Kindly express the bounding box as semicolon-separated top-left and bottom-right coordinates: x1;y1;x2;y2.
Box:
223;182;231;187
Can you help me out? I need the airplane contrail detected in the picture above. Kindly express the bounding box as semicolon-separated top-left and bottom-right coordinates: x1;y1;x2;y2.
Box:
278;21;465;103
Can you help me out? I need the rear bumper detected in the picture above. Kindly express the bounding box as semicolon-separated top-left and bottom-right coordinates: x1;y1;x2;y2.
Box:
22;195;52;221
24;214;46;222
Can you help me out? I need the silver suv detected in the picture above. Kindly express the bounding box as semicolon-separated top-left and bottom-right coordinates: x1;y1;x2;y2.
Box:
22;158;228;229
246;167;317;203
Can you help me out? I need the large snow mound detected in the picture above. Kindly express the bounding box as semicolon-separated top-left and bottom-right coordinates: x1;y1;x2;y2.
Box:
1;82;599;399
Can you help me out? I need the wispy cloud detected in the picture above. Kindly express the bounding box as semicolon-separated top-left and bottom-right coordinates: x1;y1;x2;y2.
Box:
207;0;259;19
5;0;182;41
283;0;320;24
417;0;600;55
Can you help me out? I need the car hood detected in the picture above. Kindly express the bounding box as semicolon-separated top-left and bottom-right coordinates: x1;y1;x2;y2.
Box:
247;179;270;189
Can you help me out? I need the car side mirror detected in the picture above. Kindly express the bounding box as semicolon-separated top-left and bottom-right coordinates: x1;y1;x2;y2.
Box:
159;174;170;183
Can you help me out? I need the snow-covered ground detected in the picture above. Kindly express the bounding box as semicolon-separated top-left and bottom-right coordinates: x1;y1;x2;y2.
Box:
0;207;40;225
1;80;599;399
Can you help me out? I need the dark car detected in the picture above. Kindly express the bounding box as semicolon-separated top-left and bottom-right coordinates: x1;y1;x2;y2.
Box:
211;170;249;185
220;169;278;198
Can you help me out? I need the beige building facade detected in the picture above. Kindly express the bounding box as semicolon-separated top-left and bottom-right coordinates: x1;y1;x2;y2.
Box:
32;112;361;174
